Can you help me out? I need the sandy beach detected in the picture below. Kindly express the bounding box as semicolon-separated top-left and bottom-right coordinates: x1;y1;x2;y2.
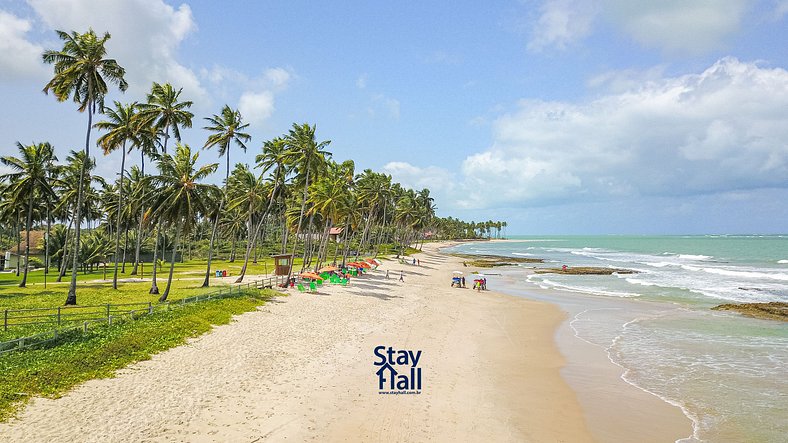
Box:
0;242;688;442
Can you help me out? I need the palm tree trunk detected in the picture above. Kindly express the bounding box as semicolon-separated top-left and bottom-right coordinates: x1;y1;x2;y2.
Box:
66;101;94;305
15;210;21;277
130;204;144;275
235;184;278;283
112;144;127;289
19;194;34;287
332;232;341;264
131;147;148;278
122;229;129;273
302;213;316;268
315;220;332;271
149;225;160;294
202;150;230;287
341;226;354;265
45;204;51;282
229;230;238;262
201;199;223;287
159;223;181;302
286;169;310;282
374;203;388;258
58;213;74;282
356;206;374;261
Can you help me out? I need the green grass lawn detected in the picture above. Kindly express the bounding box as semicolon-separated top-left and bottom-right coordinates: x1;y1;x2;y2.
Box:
0;289;276;421
0;246;410;422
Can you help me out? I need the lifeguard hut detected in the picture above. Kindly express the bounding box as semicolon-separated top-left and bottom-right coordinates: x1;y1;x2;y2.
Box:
272;254;293;276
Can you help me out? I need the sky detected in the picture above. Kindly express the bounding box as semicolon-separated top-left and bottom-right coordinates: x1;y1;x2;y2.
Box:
1;0;787;235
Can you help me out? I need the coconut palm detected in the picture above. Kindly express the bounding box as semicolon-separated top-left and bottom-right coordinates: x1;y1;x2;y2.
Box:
201;105;251;287
95;101;145;288
234;137;289;283
42;29;127;305
1;142;59;287
283;123;331;278
150;144;219;301
138;82;193;154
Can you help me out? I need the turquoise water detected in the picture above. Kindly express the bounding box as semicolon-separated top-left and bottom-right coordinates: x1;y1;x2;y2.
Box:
448;236;787;442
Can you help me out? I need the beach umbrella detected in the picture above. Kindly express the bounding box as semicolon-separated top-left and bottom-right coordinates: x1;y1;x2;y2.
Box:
452;271;463;275
357;262;371;268
365;258;380;266
300;272;323;280
318;265;338;272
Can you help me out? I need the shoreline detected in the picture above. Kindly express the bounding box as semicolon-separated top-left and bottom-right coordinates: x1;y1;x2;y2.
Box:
0;240;694;442
0;241;593;442
441;241;695;442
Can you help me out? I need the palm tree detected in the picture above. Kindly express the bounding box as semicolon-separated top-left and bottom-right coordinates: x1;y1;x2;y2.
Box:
137;82;193;154
234;137;289;283
42;29;127;305
95;101;147;289
283;123;331;279
54;151;104;282
150;144;219;301
0;142;58;287
201;105;251;287
307;160;353;269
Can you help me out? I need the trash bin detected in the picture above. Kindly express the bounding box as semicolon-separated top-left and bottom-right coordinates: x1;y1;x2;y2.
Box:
215;270;221;277
222;270;227;277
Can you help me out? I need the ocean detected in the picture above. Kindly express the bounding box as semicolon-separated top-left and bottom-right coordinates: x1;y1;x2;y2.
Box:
446;236;787;442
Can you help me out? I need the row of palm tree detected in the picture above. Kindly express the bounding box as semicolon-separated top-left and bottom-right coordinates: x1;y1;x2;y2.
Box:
0;28;504;306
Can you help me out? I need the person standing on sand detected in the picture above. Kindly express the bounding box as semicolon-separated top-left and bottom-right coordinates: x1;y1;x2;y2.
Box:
461;276;466;288
386;270;390;279
399;271;404;281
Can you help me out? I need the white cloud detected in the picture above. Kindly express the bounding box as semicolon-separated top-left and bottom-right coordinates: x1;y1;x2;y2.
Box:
264;67;291;89
775;0;788;18
382;161;455;194
457;58;788;209
527;0;596;52
238;90;275;125
605;0;749;53
373;94;400;119
28;0;206;101
528;0;750;53
356;73;368;89
0;10;48;81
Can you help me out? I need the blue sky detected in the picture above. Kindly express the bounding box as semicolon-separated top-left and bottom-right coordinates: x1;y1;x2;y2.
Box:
1;0;787;234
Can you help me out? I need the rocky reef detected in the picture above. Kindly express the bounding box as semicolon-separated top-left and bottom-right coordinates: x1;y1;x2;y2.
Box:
533;267;636;275
452;254;544;268
711;302;788;321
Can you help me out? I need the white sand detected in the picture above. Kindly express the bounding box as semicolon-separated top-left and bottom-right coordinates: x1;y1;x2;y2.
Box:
0;243;594;442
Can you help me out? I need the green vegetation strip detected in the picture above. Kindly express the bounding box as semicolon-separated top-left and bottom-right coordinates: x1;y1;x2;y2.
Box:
0;289;275;422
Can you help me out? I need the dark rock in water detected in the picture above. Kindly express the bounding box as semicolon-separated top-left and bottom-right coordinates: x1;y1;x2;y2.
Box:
533;267;636;275
711;302;788;321
451;253;544;268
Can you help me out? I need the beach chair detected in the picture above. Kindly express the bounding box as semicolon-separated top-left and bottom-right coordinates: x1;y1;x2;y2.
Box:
316;279;323;288
296;283;306;293
340;278;348;286
309;281;317;293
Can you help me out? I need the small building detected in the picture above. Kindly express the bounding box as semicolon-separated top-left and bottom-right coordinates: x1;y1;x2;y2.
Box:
271;254;293;276
329;226;344;242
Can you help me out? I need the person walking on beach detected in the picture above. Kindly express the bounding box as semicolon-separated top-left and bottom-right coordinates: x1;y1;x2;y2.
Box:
461;276;466;288
386;270;390;279
417;259;420;266
399;271;404;281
